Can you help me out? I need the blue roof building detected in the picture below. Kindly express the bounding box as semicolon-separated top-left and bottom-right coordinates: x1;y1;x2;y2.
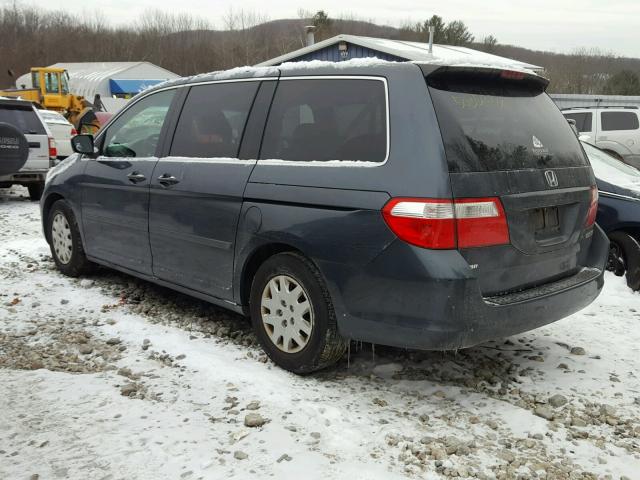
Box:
258;34;542;72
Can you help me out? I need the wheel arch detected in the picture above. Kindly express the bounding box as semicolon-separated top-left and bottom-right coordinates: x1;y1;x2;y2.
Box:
238;242;307;309
596;141;631;158
608;226;640;240
42;192;65;243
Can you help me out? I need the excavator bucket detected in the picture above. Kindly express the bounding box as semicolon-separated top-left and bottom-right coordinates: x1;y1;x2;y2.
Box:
74;108;101;135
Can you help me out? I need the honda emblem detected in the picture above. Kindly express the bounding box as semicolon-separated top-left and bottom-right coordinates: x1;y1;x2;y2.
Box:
545;170;558;187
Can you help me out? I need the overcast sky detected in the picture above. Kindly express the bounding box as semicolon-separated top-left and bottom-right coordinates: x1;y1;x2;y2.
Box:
24;0;640;58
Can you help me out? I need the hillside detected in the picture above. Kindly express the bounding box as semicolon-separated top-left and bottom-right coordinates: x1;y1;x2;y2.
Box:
2;7;640;94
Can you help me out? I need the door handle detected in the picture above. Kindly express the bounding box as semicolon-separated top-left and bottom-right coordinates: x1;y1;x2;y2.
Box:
158;174;180;187
127;171;146;183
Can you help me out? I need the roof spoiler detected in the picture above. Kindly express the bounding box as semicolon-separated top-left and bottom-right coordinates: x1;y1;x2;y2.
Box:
420;64;549;92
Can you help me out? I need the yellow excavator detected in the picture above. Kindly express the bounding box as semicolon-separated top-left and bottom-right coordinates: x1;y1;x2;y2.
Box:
0;67;101;133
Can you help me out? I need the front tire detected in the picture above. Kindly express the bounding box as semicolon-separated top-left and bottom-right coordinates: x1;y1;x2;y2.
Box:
608;231;640;291
47;199;93;277
249;252;347;374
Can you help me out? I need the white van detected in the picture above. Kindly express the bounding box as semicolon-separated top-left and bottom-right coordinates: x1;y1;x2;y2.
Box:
563;106;640;170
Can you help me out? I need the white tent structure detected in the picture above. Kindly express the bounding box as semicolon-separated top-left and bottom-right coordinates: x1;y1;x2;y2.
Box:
16;62;179;111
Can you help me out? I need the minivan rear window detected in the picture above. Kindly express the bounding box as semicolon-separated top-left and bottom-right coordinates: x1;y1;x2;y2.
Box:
0;105;46;135
260;79;387;163
428;78;588;172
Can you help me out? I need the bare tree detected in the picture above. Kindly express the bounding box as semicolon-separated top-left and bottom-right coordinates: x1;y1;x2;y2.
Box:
481;35;498;53
1;2;638;96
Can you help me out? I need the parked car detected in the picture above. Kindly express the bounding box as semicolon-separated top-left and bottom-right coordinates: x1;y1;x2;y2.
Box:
38;109;76;159
581;140;640;291
94;111;114;130
42;61;609;373
0;97;56;200
563;106;640;169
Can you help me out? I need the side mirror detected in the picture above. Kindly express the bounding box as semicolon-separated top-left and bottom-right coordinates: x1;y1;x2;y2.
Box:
71;134;95;154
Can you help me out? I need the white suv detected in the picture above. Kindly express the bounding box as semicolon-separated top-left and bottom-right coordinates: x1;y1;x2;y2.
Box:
562;106;640;170
0;98;56;200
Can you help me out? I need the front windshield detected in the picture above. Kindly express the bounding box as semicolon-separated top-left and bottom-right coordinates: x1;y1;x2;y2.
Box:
44;72;60;94
582;141;640;190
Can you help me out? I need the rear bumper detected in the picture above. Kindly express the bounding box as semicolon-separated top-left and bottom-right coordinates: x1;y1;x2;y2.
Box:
0;170;46;184
320;224;609;350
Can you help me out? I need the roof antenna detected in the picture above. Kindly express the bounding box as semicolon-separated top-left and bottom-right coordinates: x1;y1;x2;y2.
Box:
428;25;435;54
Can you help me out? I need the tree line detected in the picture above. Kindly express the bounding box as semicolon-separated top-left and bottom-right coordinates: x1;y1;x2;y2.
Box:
1;3;639;95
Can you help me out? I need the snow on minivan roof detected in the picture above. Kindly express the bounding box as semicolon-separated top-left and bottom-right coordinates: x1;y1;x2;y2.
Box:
147;57;541;97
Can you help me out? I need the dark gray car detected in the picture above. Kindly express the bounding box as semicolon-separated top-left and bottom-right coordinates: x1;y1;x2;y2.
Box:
41;61;609;373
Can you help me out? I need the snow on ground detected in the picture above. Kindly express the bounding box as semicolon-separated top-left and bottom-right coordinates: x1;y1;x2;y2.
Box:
0;187;638;480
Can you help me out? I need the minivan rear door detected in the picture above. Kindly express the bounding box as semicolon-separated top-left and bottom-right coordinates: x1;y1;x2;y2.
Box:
425;67;596;296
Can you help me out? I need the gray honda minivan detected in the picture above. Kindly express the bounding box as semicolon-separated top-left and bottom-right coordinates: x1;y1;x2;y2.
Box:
42;61;609;373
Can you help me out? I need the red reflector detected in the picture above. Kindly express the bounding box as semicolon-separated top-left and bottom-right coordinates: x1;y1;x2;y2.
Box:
48;137;57;159
500;70;525;80
382;197;510;250
71;127;78;136
585;185;598;227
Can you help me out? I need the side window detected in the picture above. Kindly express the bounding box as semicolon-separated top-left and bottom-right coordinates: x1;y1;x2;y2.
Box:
102;89;175;158
61;74;70;95
601;111;639;131
260;79;387;162
0;106;46;135
170;82;259;158
563;112;592;133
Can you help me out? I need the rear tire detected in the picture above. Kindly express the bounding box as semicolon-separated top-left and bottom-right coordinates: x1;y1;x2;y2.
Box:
249;252;348;374
47;199;93;277
608;231;640;291
28;182;44;201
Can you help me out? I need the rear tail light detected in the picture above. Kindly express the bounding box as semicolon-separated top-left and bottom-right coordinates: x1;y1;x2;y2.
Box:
48;137;57;159
71;127;78;136
585;186;598;227
454;198;511;248
382;197;510;249
383;199;456;249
